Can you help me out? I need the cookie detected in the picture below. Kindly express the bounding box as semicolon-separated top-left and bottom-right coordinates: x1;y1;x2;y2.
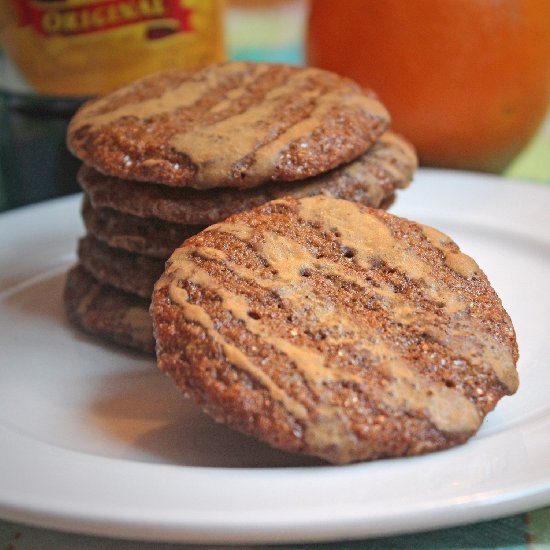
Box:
79;131;415;226
64;265;154;354
152;195;519;464
298;130;416;204
82;197;204;258
78;235;165;299
67;62;390;189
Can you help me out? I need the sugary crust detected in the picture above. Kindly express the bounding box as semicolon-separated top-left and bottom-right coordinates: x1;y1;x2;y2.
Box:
152;196;519;464
64;265;154;354
81;197;204;258
67;62;390;189
77;235;165;299
78;131;416;226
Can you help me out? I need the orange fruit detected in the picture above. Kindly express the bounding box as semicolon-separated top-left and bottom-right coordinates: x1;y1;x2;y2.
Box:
307;0;550;172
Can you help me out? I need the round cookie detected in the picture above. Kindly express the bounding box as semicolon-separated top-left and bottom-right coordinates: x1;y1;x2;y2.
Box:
67;62;390;189
82;197;204;258
78;235;165;299
79;131;416;226
152;195;519;464
64;265;154;354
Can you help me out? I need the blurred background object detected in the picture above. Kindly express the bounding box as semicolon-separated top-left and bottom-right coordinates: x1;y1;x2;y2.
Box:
506;108;550;180
307;0;550;174
226;0;305;64
0;0;224;97
0;94;83;212
2;0;550;213
0;0;225;211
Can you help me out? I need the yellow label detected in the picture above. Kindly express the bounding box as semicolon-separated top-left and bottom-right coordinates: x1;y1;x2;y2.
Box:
1;0;225;96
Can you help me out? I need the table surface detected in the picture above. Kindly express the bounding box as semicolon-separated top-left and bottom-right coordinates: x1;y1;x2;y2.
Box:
1;3;550;548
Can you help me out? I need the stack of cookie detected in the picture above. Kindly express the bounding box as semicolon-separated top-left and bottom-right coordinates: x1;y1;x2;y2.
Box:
63;62;417;354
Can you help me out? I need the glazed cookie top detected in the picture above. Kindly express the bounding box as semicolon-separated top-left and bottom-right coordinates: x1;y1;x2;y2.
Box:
78;131;415;226
67;62;390;189
152;196;519;464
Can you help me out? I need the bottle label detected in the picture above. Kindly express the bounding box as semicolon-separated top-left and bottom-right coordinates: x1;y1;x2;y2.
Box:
15;0;194;38
1;0;225;96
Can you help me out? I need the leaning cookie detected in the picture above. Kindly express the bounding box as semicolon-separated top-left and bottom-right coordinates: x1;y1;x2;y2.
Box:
79;131;416;226
77;235;164;299
64;265;154;354
152;196;519;464
82;197;205;258
67;62;390;189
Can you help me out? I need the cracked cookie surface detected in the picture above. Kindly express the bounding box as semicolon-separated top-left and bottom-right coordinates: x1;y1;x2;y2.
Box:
68;62;390;189
152;195;519;464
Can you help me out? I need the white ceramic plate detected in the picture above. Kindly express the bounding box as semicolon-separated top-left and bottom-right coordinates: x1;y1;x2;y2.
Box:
0;169;549;545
